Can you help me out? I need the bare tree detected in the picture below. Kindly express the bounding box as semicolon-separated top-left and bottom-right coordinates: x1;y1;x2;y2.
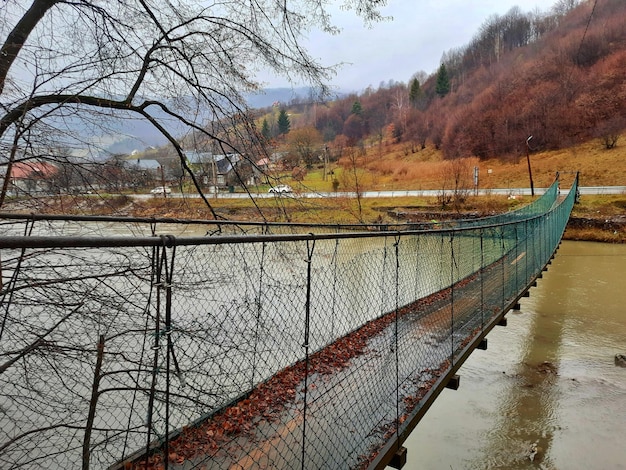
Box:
286;126;323;169
437;158;473;210
1;3;389;468
339;146;373;223
0;0;386;215
596;116;625;150
552;0;582;16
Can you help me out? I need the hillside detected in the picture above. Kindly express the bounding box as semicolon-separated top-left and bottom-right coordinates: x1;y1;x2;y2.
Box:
355;137;626;190
429;0;626;160
253;0;626;168
129;0;626;194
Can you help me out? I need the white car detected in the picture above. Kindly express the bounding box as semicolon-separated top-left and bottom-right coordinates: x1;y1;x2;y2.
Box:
268;184;293;194
150;186;172;194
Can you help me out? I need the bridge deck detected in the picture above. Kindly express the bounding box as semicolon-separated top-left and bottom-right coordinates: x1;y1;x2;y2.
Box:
127;255;523;470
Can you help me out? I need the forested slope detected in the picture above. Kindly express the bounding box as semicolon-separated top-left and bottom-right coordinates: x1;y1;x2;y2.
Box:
262;0;626;163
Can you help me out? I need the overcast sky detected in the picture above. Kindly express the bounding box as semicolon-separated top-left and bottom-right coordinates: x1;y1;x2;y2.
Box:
261;0;556;93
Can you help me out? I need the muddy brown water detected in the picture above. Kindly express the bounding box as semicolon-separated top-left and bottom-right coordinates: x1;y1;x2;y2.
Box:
398;240;626;470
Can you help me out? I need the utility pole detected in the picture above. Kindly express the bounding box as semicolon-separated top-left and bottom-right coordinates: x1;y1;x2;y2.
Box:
323;145;329;181
211;155;218;198
160;165;167;198
526;135;535;196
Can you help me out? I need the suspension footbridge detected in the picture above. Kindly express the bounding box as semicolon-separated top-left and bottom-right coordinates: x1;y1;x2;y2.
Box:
0;174;578;470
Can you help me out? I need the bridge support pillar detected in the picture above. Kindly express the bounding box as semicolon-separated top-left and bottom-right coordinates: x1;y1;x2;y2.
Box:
445;374;460;390
498;316;508;327
478;338;488;350
512;302;521;310
389;446;407;469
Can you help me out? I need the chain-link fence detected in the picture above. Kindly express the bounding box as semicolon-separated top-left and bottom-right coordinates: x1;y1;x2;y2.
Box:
0;176;577;470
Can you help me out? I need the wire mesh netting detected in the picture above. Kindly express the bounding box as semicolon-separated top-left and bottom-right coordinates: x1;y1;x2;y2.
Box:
0;177;577;470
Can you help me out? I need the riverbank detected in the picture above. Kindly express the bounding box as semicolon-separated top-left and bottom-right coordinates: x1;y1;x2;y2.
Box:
1;192;624;243
563;193;626;243
563;215;626;243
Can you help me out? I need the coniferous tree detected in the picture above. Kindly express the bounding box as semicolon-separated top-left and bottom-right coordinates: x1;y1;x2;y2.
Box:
261;118;271;141
409;78;422;107
351;100;363;115
277;109;291;135
435;63;450;97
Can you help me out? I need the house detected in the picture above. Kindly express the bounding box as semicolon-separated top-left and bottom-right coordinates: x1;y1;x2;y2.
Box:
8;161;58;195
184;151;241;188
126;158;165;189
130;158;161;172
256;157;272;171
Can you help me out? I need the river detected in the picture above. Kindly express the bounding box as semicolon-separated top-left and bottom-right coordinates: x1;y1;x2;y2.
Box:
400;240;626;470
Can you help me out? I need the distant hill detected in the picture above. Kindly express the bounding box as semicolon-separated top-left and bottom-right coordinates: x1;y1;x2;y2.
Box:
67;88;325;157
244;87;315;109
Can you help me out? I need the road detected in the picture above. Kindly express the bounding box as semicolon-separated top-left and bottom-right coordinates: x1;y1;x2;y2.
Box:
133;186;625;200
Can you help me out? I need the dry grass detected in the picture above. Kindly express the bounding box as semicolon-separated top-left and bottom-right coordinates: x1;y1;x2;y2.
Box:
564;227;625;243
302;136;626;192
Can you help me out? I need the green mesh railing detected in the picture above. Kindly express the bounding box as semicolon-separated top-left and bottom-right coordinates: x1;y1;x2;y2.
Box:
433;178;561;230
0;176;577;470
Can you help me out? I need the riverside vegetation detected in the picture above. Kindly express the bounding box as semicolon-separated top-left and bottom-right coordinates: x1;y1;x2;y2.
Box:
10;139;625;244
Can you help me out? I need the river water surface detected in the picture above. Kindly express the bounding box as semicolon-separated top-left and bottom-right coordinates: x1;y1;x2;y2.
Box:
400;240;626;470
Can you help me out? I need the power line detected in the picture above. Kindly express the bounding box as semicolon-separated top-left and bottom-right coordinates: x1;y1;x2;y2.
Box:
575;0;598;65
